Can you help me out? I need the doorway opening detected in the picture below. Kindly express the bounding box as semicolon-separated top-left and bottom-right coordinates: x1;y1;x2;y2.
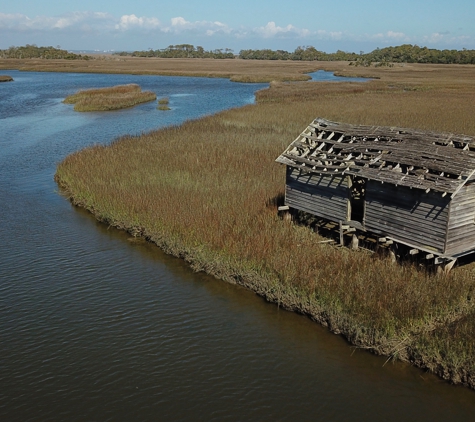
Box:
349;176;366;223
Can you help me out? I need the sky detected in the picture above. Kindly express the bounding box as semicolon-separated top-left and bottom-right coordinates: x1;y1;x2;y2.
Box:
1;0;474;53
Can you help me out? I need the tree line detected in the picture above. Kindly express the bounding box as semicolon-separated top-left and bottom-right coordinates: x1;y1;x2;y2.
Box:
115;44;235;59
238;46;359;61
121;44;475;64
2;44;475;65
0;45;89;60
239;44;475;64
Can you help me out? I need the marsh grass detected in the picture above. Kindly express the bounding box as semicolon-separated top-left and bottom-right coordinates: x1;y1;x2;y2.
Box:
157;97;171;110
55;63;475;388
0;57;327;82
64;84;156;111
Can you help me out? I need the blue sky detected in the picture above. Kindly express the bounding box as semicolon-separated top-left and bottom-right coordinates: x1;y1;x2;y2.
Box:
1;0;474;53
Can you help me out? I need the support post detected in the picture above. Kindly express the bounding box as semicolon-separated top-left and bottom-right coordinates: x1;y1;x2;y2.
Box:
444;259;457;274
351;234;359;250
339;220;344;246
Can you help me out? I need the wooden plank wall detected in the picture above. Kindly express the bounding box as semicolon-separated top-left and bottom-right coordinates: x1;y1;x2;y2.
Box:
365;181;449;253
446;183;475;256
285;168;348;221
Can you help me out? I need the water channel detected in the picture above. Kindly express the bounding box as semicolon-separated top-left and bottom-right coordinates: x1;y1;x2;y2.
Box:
1;69;474;421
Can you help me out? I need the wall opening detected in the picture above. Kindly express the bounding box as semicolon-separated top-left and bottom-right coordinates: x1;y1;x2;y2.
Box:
349;176;366;223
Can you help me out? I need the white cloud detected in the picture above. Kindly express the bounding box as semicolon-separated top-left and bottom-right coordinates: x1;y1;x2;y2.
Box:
163;16;231;35
0;11;115;32
387;31;406;40
316;29;343;40
0;13;30;29
112;14;232;36
170;16;189;28
206;22;230;36
115;14;161;31
417;31;472;47
424;32;446;44
255;21;310;38
372;31;409;42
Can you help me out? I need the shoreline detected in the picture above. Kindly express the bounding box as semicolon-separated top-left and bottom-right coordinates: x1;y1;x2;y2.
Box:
55;171;475;389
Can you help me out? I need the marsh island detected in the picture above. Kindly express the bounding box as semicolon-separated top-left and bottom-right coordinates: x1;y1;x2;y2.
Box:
63;83;156;112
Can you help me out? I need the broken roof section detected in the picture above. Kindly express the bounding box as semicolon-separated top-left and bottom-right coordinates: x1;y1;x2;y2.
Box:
276;118;475;197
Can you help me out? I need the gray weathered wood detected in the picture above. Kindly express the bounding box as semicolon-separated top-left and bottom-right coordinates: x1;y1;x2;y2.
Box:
276;118;475;261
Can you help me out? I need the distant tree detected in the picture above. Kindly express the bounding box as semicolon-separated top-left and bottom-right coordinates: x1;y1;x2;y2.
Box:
0;45;87;60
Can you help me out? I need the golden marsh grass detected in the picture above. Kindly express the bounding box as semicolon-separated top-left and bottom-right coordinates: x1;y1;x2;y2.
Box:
0;56;327;82
63;83;156;111
55;62;475;388
157;97;171;110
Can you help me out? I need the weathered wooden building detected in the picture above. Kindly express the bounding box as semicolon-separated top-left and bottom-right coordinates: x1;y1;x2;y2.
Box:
276;118;475;268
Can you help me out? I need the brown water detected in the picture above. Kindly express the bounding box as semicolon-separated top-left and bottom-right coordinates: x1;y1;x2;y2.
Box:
1;70;475;421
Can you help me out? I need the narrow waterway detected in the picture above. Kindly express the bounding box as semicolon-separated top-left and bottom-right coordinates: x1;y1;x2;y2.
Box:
1;70;474;421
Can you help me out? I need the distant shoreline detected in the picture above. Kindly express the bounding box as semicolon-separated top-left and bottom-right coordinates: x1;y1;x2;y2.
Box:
0;57;379;83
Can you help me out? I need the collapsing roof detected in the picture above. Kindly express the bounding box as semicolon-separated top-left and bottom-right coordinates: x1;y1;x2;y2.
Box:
276;118;475;197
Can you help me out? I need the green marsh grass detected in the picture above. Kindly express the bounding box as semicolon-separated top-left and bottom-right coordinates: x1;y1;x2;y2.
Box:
63;84;156;111
56;63;475;388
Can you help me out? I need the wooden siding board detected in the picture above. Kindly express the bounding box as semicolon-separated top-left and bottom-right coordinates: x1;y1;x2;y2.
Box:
285;170;348;221
365;181;448;252
450;196;475;207
365;217;446;245
286;189;348;210
449;203;475;215
446;183;475;254
286;190;347;221
446;227;475;242
365;201;447;229
365;214;447;240
448;219;475;230
367;201;448;221
445;236;475;256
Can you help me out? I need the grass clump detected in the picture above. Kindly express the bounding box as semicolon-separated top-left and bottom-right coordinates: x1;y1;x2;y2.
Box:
56;63;475;389
63;84;156;112
157;97;171;110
